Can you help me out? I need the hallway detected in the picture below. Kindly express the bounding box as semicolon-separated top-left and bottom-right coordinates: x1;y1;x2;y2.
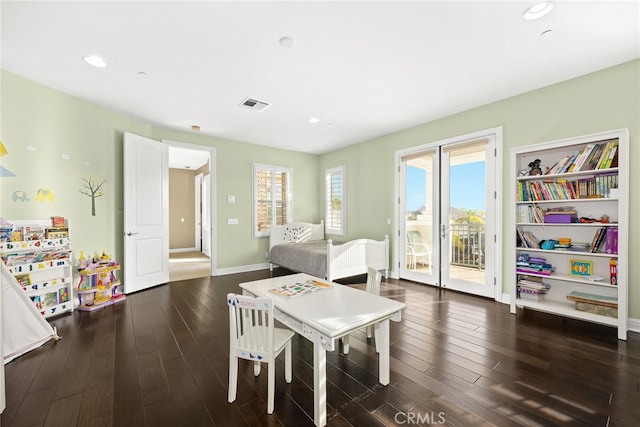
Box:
169;251;210;282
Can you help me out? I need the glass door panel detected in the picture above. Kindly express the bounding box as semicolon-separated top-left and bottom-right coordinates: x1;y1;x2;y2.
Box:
441;140;494;297
400;149;439;284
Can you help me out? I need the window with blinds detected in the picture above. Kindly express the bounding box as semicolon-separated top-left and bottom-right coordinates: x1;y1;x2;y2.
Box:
325;165;346;235
253;163;292;237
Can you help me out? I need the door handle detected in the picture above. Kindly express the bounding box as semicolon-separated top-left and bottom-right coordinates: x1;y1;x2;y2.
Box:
440;224;447;239
126;231;139;236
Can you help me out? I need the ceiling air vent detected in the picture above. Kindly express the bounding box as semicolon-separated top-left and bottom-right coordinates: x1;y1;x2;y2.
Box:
240;97;271;112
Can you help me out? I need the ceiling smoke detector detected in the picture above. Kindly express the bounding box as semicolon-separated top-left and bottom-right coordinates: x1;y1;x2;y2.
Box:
240;97;271;112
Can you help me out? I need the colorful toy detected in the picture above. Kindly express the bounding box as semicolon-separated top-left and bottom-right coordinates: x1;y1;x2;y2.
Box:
76;251;124;311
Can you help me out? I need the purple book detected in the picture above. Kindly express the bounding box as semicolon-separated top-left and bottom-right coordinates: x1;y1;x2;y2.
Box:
605;228;618;254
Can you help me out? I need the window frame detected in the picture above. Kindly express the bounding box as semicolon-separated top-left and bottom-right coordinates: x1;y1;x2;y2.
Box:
325;165;346;236
252;163;293;238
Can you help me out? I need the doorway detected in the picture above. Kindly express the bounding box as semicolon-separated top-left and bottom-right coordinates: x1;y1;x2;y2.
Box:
396;128;502;299
166;142;215;281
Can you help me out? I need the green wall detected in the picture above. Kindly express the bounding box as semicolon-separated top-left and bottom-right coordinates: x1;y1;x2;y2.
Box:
319;59;639;318
0;70;319;271
1;59;638;319
0;71;151;262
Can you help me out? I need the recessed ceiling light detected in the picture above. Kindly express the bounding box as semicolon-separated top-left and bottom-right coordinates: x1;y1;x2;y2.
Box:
279;36;294;48
191;125;201;131
82;55;107;68
308;117;320;124
522;1;554;20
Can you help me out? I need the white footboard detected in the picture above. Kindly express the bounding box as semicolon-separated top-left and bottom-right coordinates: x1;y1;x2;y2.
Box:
326;235;389;281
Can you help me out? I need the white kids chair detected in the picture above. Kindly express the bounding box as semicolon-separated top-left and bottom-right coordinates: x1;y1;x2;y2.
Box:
227;293;295;414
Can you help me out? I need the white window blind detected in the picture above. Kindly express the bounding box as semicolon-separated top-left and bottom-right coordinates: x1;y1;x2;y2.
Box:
325;165;346;235
253;163;292;237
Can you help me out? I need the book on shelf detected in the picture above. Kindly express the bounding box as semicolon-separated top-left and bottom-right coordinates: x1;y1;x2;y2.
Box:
1;249;72;266
23;225;46;241
569;242;590;252
518;290;545;301
546;139;619;175
46;226;69;239
582;143;604;171
570;143;596;171
42;291;59;307
517;275;550;300
517;267;552;276
516;204;545;223
589;227;608;253
15;273;31;287
517;276;550;291
51;216;66;227
516;228;540;249
604;227;618;254
0;226;12;242
596;140;617;169
516;253;553;275
58;287;70;303
31;295;42;309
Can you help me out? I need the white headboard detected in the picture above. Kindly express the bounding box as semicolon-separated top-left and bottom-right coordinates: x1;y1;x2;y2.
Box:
269;221;324;249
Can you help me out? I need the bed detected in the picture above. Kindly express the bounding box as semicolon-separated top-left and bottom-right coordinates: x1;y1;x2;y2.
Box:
268;221;389;281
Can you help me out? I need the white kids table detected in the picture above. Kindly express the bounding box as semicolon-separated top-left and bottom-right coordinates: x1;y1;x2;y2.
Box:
239;273;406;426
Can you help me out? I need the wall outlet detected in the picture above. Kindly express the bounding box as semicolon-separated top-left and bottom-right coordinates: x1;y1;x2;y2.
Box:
227;218;238;225
265;252;269;259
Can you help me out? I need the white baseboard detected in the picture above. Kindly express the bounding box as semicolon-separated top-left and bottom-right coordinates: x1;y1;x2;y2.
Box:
215;263;270;276
169;247;199;253
628;317;640;334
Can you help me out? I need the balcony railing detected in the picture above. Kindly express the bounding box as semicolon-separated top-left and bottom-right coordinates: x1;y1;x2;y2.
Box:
450;223;485;270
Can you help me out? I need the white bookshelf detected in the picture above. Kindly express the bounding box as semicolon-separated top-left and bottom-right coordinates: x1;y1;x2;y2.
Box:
510;129;628;340
0;219;74;319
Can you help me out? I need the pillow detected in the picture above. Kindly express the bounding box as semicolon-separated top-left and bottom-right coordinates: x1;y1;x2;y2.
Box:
282;225;308;243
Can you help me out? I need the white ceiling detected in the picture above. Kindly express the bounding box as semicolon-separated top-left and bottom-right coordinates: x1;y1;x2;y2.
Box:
2;1;639;155
168;145;210;170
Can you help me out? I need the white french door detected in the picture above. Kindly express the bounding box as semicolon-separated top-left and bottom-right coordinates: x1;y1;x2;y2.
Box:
397;128;501;299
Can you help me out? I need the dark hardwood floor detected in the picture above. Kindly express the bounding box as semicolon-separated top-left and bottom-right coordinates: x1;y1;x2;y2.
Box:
2;268;639;426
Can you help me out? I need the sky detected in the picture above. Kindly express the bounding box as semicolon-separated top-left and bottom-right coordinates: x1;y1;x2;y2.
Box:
407;161;486;211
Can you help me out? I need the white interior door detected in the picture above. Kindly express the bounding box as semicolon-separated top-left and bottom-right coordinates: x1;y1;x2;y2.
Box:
202;174;211;256
123;132;169;293
195;173;203;252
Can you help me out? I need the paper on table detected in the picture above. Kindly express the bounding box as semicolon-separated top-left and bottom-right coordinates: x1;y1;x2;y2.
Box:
269;279;332;299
